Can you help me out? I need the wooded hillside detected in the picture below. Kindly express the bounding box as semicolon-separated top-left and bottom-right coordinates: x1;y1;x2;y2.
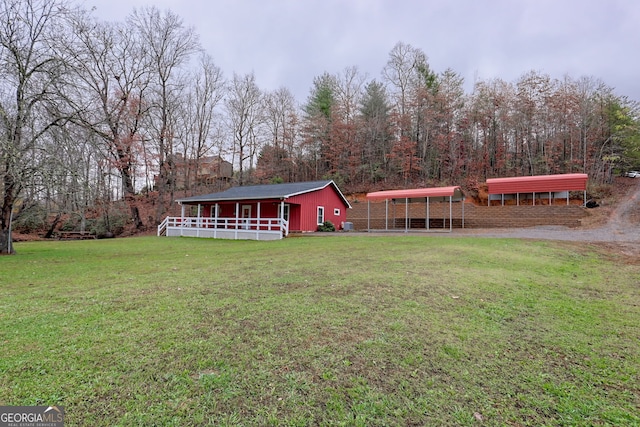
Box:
2;0;639;252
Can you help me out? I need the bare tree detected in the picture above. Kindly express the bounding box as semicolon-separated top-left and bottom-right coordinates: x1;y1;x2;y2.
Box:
225;72;264;185
64;13;151;229
175;53;225;192
258;87;298;182
357;80;393;184
130;6;200;222
330;66;366;183
0;0;72;254
382;42;434;180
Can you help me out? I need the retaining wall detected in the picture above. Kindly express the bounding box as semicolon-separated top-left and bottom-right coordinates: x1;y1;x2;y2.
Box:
347;201;585;230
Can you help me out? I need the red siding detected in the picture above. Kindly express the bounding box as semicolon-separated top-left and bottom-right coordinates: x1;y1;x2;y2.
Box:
288;186;348;231
191;186;349;233
487;173;588;194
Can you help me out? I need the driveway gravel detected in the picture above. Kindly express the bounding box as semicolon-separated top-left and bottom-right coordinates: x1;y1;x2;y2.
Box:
456;180;640;243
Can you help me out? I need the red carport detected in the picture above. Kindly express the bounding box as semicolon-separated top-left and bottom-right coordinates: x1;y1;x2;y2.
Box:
365;186;466;232
486;173;588;206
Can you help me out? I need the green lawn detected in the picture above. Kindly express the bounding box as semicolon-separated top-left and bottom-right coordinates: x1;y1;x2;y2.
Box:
1;236;638;426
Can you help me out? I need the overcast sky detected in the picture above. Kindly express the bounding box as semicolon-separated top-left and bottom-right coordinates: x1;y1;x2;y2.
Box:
84;0;640;104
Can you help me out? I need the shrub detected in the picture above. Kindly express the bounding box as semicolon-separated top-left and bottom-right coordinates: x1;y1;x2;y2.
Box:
317;220;335;232
93;206;129;237
12;203;47;233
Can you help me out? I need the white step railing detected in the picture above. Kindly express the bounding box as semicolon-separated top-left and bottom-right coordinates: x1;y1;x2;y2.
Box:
157;216;169;236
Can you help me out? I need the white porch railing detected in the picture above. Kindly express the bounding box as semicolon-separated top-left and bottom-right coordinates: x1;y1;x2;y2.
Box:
158;216;289;240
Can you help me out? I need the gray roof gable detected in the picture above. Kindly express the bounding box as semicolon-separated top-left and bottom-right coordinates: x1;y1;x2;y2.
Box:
176;180;351;208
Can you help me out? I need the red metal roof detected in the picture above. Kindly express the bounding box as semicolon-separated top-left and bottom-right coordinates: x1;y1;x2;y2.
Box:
486;173;588;194
366;186;464;201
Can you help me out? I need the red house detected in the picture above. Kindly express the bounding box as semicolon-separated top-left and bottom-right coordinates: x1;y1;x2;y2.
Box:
158;180;351;240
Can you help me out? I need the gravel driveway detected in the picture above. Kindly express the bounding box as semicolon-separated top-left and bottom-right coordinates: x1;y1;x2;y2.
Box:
457;179;640;244
351;180;640;257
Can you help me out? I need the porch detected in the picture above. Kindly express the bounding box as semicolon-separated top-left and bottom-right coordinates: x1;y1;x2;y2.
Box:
158;216;288;241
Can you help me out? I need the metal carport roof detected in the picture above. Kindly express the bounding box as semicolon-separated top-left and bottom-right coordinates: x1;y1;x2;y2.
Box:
366;186;465;202
486;173;588;194
486;173;588;205
365;186;466;232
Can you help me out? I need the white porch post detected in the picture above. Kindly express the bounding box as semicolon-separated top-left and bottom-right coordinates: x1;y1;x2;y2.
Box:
235;202;239;239
280;200;288;236
181;204;185;218
256;202;261;238
214;203;219;238
367;200;370;231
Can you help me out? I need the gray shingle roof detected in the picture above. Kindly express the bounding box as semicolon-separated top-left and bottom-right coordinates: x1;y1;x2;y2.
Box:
176;180;351;207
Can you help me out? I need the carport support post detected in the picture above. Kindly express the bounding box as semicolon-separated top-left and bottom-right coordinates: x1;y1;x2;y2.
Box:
405;198;408;233
443;200;446;230
449;196;453;231
426;197;430;230
385;199;388;230
367;200;370;231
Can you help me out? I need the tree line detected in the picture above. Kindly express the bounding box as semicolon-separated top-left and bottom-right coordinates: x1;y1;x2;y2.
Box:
2;0;639;254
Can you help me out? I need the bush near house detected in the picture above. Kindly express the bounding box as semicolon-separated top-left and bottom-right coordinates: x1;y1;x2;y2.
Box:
317;220;336;232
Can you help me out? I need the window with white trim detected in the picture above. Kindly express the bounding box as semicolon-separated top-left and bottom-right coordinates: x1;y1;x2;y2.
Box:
334;208;340;216
317;206;325;225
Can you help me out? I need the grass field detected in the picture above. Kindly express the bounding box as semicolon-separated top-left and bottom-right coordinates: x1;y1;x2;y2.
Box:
1;235;638;426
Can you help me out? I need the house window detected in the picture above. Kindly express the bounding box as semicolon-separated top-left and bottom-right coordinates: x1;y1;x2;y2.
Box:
317;206;325;225
210;204;219;218
334;208;340;216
